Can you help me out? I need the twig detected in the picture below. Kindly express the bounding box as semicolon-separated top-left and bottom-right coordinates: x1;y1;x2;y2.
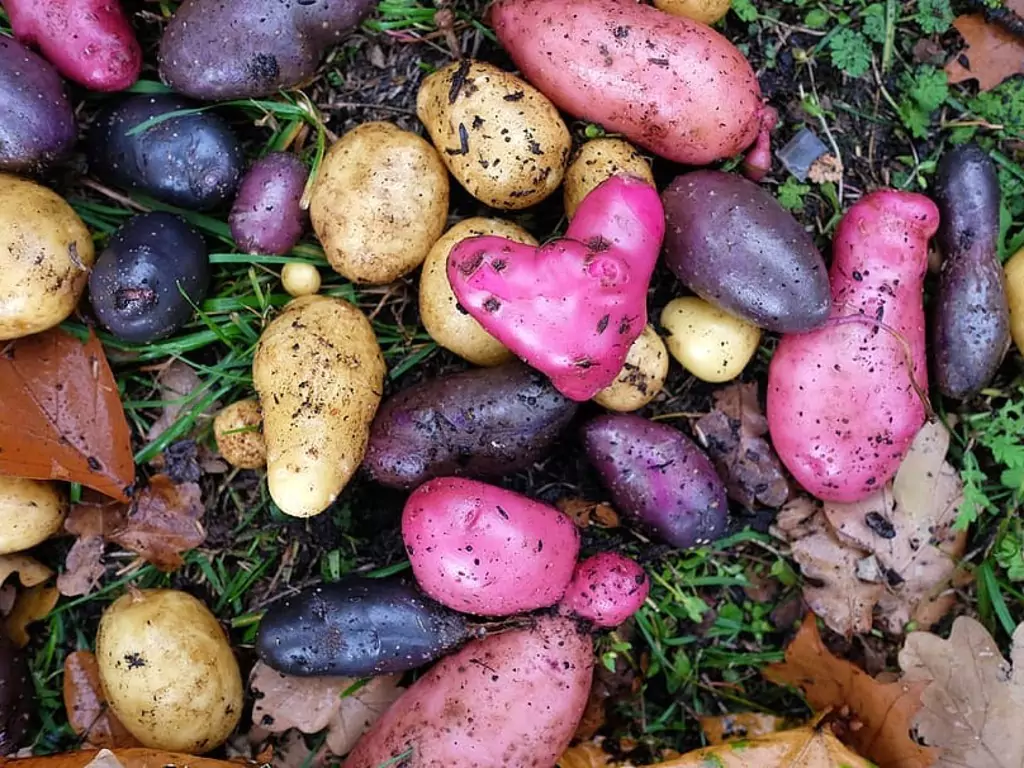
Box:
318;100;417;116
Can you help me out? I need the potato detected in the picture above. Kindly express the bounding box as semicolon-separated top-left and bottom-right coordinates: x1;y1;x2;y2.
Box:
593;325;669;411
660;297;761;383
558;553;649;628
213;399;265;470
229;153;309;256
280;263;321;298
653;0;732;25
1006;247;1024;356
417;60;571;210
95;589;243;754
563;139;654;219
253;295;385;518
419;218;533;367
310;122;449;285
0;175;95;340
0;634;32;753
0;477;66;555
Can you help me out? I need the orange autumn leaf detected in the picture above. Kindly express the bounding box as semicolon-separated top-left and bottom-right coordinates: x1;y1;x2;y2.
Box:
946;1;1024;91
699;712;787;745
63;651;141;749
557;498;620;529
0;328;134;501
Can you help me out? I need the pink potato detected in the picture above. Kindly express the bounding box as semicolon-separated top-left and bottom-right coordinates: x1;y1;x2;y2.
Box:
559;553;650;628
490;0;775;170
447;175;664;401
402;477;580;616
343;615;593;768
4;0;141;91
766;190;939;503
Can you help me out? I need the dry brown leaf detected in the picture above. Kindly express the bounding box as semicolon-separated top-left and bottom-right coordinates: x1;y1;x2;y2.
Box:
556;498;620;529
651;724;872;767
946;6;1024;91
63;651;141;749
763;615;937;768
145;361;205;443
270;731;330;768
0;554;53;590
898;616;1024;768
249;661;403;757
557;738;636;768
699;712;786;745
5;583;58;646
57;537;107;597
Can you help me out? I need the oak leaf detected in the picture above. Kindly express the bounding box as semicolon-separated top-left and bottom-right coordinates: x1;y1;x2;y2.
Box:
0;328;134;501
63;651;141;749
5;583;58;646
898;616;1024;768
946;1;1024;91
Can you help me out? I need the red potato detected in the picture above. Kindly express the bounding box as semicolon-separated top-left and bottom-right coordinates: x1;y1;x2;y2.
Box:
4;0;141;91
490;0;776;171
343;614;593;768
767;191;939;503
559;553;649;628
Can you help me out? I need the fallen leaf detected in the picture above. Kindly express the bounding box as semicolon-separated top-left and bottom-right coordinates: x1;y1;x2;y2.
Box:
145;361;205;442
693;383;789;509
558;738;635;768
699;712;786;745
573;635;642;740
763;615;937;768
0;328;134;501
898;616;1024;768
946;8;1024;91
557;498;620;529
5;583;58;646
249;661;403;757
270;731;330;768
63;651;141;749
57;536;107;597
0;554;53;590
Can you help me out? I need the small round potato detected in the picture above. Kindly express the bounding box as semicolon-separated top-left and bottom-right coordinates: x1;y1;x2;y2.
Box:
0;477;66;555
593;325;669;412
96;589;243;754
563;139;655;219
310;122;449;285
653;0;732;25
420;218;537;367
417;60;571;210
1006;247;1024;356
213;399;266;470
281;263;321;297
661;297;761;383
0;174;95;340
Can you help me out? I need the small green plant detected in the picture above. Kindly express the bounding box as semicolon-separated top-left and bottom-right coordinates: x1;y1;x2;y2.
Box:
957;389;1024;528
829;28;872;77
914;0;953;34
731;0;759;22
897;66;949;138
777;178;810;211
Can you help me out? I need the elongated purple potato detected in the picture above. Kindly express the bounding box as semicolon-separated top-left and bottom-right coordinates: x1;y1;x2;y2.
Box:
582;414;728;548
229;153;309;255
0;37;76;172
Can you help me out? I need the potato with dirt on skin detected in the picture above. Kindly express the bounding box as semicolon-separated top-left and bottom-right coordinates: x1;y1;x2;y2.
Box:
593;325;669;412
563;139;655;219
253;295;386;518
310;122;449;285
417;60;571;210
419;217;537;366
213;400;265;470
95;589;243;754
0;174;95;340
661;297;761;383
653;0;732;25
0;477;66;555
1004;247;1024;356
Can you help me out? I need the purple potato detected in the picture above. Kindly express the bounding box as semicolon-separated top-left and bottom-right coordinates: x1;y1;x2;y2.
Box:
662;170;831;333
364;362;578;489
158;0;376;101
229;153;309;255
582;413;728;548
0;37;76;172
0;634;32;753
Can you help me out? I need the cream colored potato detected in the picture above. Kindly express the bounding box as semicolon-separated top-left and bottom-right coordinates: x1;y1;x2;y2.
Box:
654;0;732;25
310;122;449;285
593;325;669;412
1006;247;1024;356
281;263;321;297
661;297;761;383
213;399;265;470
95;589;243;754
0;174;95;340
420;217;537;366
253;295;385;518
563;139;655;219
417;60;571;210
0;477;66;555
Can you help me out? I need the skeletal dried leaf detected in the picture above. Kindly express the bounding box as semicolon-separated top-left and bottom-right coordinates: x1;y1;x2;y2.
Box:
64;651;141;749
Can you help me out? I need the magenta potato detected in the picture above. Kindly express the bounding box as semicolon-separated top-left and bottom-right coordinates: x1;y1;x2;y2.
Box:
363;362;578;489
229;153;309;255
582;414;729;549
662;171;831;333
559;553;649;628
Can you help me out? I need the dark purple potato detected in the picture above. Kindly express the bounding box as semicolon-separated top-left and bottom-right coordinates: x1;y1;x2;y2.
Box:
87;94;244;210
89;212;210;343
582;414;728;549
0;634;32;753
363;362;578;489
158;0;376;101
931;143;1010;399
0;37;76;172
256;575;476;677
662;170;831;333
229;152;309;255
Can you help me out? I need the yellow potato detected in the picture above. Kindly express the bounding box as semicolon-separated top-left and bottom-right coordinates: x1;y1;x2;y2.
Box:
417;60;571;210
213;399;265;470
420;217;537;366
95;589;243;754
661;297;761;383
593;325;669;412
0;174;94;340
563;139;655;219
0;477;66;555
1005;247;1024;356
310;122;449;285
654;0;732;25
280;263;321;297
253;295;385;518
